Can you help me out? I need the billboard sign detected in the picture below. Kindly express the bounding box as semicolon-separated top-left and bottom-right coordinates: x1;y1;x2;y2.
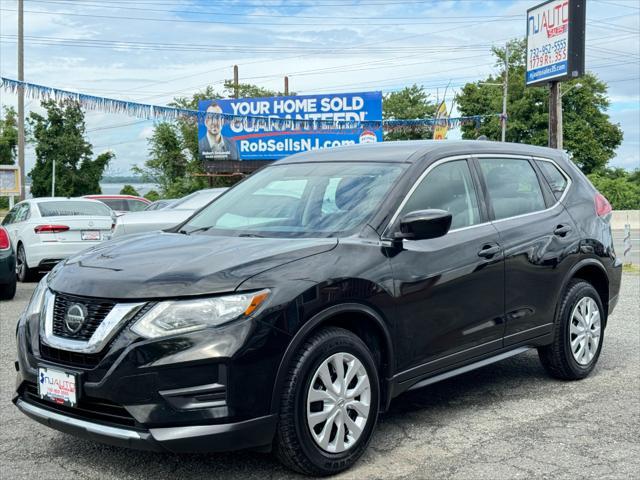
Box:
198;91;383;165
526;0;586;86
0;165;20;196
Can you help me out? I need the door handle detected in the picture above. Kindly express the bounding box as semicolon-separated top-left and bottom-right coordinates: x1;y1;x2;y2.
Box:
553;224;572;237
478;243;501;258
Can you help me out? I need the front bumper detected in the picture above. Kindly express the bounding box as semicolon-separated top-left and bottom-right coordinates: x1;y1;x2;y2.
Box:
15;398;277;453
14;296;293;454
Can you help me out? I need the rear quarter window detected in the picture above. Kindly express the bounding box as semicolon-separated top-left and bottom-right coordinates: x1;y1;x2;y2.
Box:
38;201;112;217
536;160;569;200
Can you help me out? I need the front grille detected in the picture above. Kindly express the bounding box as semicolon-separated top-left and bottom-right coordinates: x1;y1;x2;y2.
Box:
40;301;155;370
39;343;103;368
22;382;137;428
52;293;115;340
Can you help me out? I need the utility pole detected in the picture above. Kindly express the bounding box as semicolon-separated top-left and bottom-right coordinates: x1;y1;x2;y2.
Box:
51;160;56;197
501;43;509;142
17;0;26;200
284;76;289;96
548;82;562;149
233;65;239;99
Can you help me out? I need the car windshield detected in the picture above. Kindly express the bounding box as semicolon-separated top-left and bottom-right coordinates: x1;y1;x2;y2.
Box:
171;190;225;210
38;201;112;217
181;162;406;238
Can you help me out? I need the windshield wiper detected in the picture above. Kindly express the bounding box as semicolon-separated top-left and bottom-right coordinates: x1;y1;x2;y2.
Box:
238;233;265;238
179;226;211;235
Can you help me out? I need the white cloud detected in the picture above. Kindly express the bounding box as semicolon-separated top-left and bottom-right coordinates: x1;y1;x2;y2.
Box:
0;0;638;172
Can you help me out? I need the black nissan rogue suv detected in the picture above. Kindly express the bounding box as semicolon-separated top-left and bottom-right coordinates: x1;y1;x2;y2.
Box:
14;141;622;476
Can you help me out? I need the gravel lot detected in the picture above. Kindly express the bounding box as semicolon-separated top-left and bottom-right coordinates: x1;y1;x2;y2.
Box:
1;274;638;480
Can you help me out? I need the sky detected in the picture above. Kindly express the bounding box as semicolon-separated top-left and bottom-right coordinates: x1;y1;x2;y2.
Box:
0;0;638;175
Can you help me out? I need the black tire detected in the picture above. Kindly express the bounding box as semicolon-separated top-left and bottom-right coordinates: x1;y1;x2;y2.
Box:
16;244;37;283
0;275;17;300
538;279;605;380
275;327;380;476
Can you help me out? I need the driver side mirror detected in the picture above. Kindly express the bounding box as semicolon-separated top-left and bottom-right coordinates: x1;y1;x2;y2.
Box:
395;209;452;241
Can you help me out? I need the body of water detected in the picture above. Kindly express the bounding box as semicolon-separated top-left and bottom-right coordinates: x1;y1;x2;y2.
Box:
25;183;159;198
98;183;158;196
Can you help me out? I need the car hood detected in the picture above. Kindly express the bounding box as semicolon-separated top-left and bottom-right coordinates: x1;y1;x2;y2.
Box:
47;231;337;299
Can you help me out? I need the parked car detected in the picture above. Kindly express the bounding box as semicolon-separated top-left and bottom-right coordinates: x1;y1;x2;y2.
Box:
1;198;114;282
111;188;226;238
13;141;622;476
83;194;150;216
0;226;17;300
144;199;176;211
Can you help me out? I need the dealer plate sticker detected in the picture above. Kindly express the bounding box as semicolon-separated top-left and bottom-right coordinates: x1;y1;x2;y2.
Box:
38;367;77;407
81;230;100;241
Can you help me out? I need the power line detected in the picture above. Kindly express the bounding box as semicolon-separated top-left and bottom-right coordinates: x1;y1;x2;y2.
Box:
0;8;524;26
21;0;522;21
594;0;640;10
13;0;534;7
0;34;497;54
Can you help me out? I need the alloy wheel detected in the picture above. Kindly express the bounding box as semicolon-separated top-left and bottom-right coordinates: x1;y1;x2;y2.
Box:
306;352;371;454
16;246;25;278
569;296;601;366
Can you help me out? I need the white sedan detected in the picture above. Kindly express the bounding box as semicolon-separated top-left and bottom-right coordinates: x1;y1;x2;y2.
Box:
112;188;226;238
1;198;114;282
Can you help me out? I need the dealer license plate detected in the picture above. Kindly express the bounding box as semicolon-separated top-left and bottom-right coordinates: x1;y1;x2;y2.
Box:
38;367;78;407
81;230;101;241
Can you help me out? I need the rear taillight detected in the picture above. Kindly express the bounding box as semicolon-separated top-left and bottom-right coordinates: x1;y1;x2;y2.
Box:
0;227;10;250
595;193;612;218
34;225;70;234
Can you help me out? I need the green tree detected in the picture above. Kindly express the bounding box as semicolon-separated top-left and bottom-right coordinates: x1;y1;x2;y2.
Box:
144;189;160;202
456;38;623;174
383;85;436;141
28;99;113;197
0;106;18;165
120;184;140;196
588;168;640;209
139;83;284;196
170;82;282;163
133;122;197;198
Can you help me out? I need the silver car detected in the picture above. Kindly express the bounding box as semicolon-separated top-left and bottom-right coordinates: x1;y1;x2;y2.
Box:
111;188;226;238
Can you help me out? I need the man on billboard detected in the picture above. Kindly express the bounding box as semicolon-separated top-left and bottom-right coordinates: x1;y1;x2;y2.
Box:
199;101;239;161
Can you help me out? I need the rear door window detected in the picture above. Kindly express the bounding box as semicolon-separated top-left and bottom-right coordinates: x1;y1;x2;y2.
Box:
478;158;546;220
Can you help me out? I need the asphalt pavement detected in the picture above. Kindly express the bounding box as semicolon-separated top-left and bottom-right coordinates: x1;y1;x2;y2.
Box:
0;275;638;480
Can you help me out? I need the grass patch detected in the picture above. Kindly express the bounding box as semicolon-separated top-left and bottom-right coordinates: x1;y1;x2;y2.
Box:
622;264;640;274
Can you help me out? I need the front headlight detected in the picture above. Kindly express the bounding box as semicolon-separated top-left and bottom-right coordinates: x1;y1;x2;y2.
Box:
131;289;270;339
24;274;48;319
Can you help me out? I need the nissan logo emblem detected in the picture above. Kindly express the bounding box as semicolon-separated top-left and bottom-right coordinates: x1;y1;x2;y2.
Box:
64;304;87;334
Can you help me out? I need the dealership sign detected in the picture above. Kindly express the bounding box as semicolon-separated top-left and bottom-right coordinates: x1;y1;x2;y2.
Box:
198;91;382;162
526;0;586;86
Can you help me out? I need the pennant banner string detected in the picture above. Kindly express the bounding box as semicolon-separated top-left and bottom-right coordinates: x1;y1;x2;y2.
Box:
1;77;501;132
